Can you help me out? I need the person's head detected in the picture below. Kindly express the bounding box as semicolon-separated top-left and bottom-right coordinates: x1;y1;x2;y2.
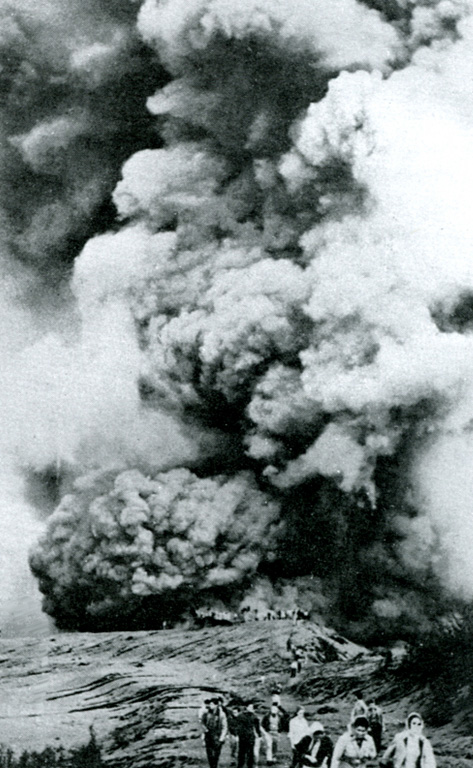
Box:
406;713;424;734
246;702;255;712
271;693;281;706
309;721;325;739
270;704;279;715
208;699;218;712
296;706;305;718
352;717;369;738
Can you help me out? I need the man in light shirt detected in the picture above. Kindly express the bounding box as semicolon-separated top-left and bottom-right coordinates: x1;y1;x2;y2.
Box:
331;717;376;768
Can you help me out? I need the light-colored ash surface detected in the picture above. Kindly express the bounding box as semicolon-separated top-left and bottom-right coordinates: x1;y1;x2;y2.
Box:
0;621;471;768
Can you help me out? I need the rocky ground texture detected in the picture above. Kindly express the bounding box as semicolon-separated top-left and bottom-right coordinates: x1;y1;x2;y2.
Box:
0;621;471;768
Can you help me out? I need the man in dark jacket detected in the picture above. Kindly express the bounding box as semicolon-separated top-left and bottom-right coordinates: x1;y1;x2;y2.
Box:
225;703;241;764
236;702;262;768
292;721;333;768
201;698;228;768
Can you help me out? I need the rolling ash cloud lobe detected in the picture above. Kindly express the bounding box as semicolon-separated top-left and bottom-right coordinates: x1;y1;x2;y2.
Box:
2;0;473;636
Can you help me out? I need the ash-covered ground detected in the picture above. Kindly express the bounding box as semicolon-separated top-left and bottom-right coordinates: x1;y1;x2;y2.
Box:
0;621;471;768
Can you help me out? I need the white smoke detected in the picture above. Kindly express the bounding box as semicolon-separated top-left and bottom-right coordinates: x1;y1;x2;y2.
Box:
2;0;473;634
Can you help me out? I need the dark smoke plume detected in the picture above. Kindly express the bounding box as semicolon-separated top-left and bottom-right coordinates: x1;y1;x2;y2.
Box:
0;0;472;637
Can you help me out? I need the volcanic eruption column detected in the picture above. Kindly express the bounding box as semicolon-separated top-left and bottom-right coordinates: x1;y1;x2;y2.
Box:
2;0;473;633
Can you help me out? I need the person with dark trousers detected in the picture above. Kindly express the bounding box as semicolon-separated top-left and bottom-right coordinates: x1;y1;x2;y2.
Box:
237;702;262;768
292;721;333;768
226;703;242;764
201;698;228;768
367;700;383;753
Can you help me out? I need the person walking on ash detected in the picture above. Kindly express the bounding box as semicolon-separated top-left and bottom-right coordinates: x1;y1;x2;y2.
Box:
380;713;436;768
331;717;376;768
366;699;383;753
201;698;228;768
350;692;368;724
261;702;286;764
226;703;242;764
292;720;333;768
236;701;262;768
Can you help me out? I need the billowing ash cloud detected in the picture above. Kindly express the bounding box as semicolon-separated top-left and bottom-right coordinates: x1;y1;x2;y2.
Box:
30;468;279;629
0;0;167;277
2;0;473;636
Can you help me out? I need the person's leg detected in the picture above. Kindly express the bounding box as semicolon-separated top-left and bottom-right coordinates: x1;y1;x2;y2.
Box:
231;735;239;762
254;736;261;764
205;735;214;768
213;741;223;768
238;739;248;768
263;731;273;763
374;724;383;752
210;738;220;768
248;741;255;768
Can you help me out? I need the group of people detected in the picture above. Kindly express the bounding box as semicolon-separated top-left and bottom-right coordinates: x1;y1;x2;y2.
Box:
200;691;289;768
194;608;310;627
199;689;436;768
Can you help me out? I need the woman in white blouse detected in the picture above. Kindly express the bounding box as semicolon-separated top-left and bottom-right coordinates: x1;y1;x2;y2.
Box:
380;713;436;768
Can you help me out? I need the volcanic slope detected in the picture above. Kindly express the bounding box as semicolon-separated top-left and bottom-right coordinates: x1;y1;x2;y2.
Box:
0;621;470;768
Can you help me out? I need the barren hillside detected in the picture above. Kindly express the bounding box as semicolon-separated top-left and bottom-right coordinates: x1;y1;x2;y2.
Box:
0;621;471;768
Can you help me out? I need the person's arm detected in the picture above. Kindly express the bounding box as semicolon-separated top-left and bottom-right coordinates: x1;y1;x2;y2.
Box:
219;710;228;741
318;735;334;768
254;716;262;737
294;736;312;765
366;735;377;759
289;722;296;747
330;735;346;768
423;738;436;768
379;738;397;766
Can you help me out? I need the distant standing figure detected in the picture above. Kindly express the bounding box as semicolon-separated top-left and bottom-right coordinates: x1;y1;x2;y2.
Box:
201;698;228;768
380;713;436;768
295;647;305;673
350;691;368;724
366;699;383;753
331;717;376;768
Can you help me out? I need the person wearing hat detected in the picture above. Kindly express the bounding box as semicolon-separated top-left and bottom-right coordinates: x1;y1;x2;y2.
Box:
379;713;436;768
201;698;228;768
331;717;376;768
292;720;334;768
